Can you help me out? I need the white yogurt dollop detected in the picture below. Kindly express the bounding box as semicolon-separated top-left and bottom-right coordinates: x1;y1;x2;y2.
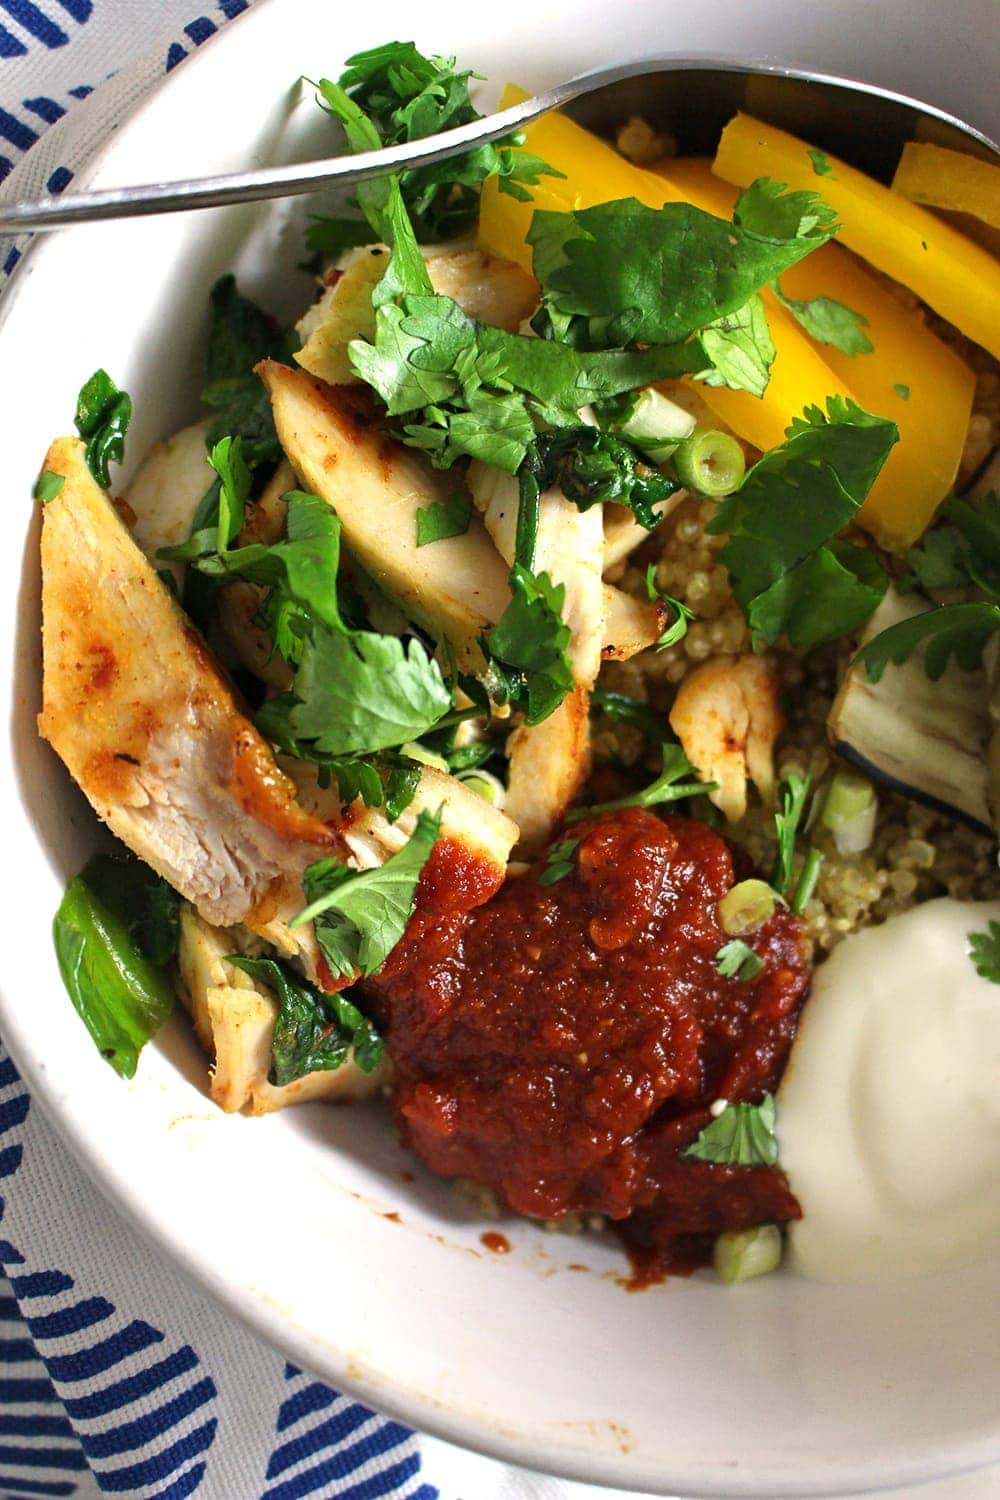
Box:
778;897;1000;1283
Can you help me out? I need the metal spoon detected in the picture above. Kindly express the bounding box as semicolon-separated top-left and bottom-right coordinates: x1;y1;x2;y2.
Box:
1;56;996;233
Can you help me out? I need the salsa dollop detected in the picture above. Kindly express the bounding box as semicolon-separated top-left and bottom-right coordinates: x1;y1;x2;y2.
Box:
371;807;810;1275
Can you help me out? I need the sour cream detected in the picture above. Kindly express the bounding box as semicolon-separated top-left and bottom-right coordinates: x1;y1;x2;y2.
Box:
778;897;1000;1282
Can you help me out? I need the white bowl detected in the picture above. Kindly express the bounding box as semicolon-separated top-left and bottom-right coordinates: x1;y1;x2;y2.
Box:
2;0;999;1494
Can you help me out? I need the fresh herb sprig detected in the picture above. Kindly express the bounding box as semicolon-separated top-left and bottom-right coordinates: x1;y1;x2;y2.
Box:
682;1094;779;1166
74;369;132;489
568;742;711;820
715;939;764;982
968;920;1000;984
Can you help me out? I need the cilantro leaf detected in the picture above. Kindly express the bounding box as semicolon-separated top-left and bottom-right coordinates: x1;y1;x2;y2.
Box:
202;275;298;465
747;538;888;652
709;397;897;648
715;939;764;981
324;41;563;242
695;293;775;398
225;954;384;1084
283;627;453;756
349;294;706;473
894;383;910;400
486;564;574;725
529;181;836;349
195;490;348;650
968;920;1000;984
74;369;132;489
642;564;694;650
772;281;873;355
529;427;680;529
682;1095;779;1166
292;806;441;977
807;148;833;177
416;491;472;546
773;772;811;896
33;469;65;502
569;742;711;819
854;601;1000;683
210;435;252;552
539;837;580;887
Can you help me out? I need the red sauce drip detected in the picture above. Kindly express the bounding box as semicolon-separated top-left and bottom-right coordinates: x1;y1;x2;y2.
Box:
367;808;810;1279
481;1231;511;1254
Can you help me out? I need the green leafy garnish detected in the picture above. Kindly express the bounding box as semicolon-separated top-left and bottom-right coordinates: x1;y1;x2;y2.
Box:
318;41;563;243
74;369;132;489
682;1095;779;1166
968;920;1000;984
527;427;679;529
538;837;580;887
791;847;824;915
772;282;873;355
485;565;574;726
304;215;376;261
773;772;811;896
645;564;693;650
590;688;662;739
855;600;1000;682
271;627;453;757
52;850;179;1078
807;148;833;177
291;807;441;978
894;383;910;400
857;492;1000;681
225;954;384;1085
202;275;298;465
715;939;764;982
33;469;65;503
568;742;710;819
529;180;837;350
695;293;775;398
708;397;897;649
415;492;472;546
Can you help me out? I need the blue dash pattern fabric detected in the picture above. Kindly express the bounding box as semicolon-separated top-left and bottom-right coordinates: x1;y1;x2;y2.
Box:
0;6;998;1499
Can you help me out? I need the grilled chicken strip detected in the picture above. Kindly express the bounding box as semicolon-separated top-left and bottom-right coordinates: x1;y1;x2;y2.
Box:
38;437;346;938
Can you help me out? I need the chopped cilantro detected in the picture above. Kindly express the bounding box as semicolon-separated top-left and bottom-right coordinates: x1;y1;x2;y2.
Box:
485;565;574;726
590;688;662;739
415;491;472;546
968;920;1000;984
855;600;1000;683
33;469;65;502
538;837;580;887
291;806;441;978
201;275;297;465
807;148;833;177
74;369;132;489
894;383;910;400
772;282;874;356
226;953;384;1084
695;293;775;398
568;742;711;819
682;1095;779;1166
645;564;693;651
715;939;764;981
529;181;837;350
708;397;896;649
773;772;811;896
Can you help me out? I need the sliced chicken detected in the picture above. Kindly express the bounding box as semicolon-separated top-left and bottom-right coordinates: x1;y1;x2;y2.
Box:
38;437;347;943
177;904;388;1114
296;244;539;386
603;496;685;571
123;416;215;560
260;362;666;666
468;462;603;849
669;654;784;822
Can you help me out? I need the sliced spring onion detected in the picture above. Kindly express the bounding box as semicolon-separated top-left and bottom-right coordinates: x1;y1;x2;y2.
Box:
456;768;506;806
613;387;696;463
820;769;877;855
674;429;746;496
791;847;824;915
713;1224;782;1285
718;879;776;935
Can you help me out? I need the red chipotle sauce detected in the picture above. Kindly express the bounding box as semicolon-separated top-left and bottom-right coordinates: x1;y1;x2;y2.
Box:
368;807;810;1278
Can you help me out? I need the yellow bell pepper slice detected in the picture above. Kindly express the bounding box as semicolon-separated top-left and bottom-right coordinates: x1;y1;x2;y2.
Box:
658;160;975;551
478;91;856;457
892;141;1000;232
713;113;1000;360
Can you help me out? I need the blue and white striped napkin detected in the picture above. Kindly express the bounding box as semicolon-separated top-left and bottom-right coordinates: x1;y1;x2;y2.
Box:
1;6;998;1498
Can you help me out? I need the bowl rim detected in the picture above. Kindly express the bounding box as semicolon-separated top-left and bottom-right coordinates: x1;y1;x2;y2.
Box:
3;4;1000;1494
